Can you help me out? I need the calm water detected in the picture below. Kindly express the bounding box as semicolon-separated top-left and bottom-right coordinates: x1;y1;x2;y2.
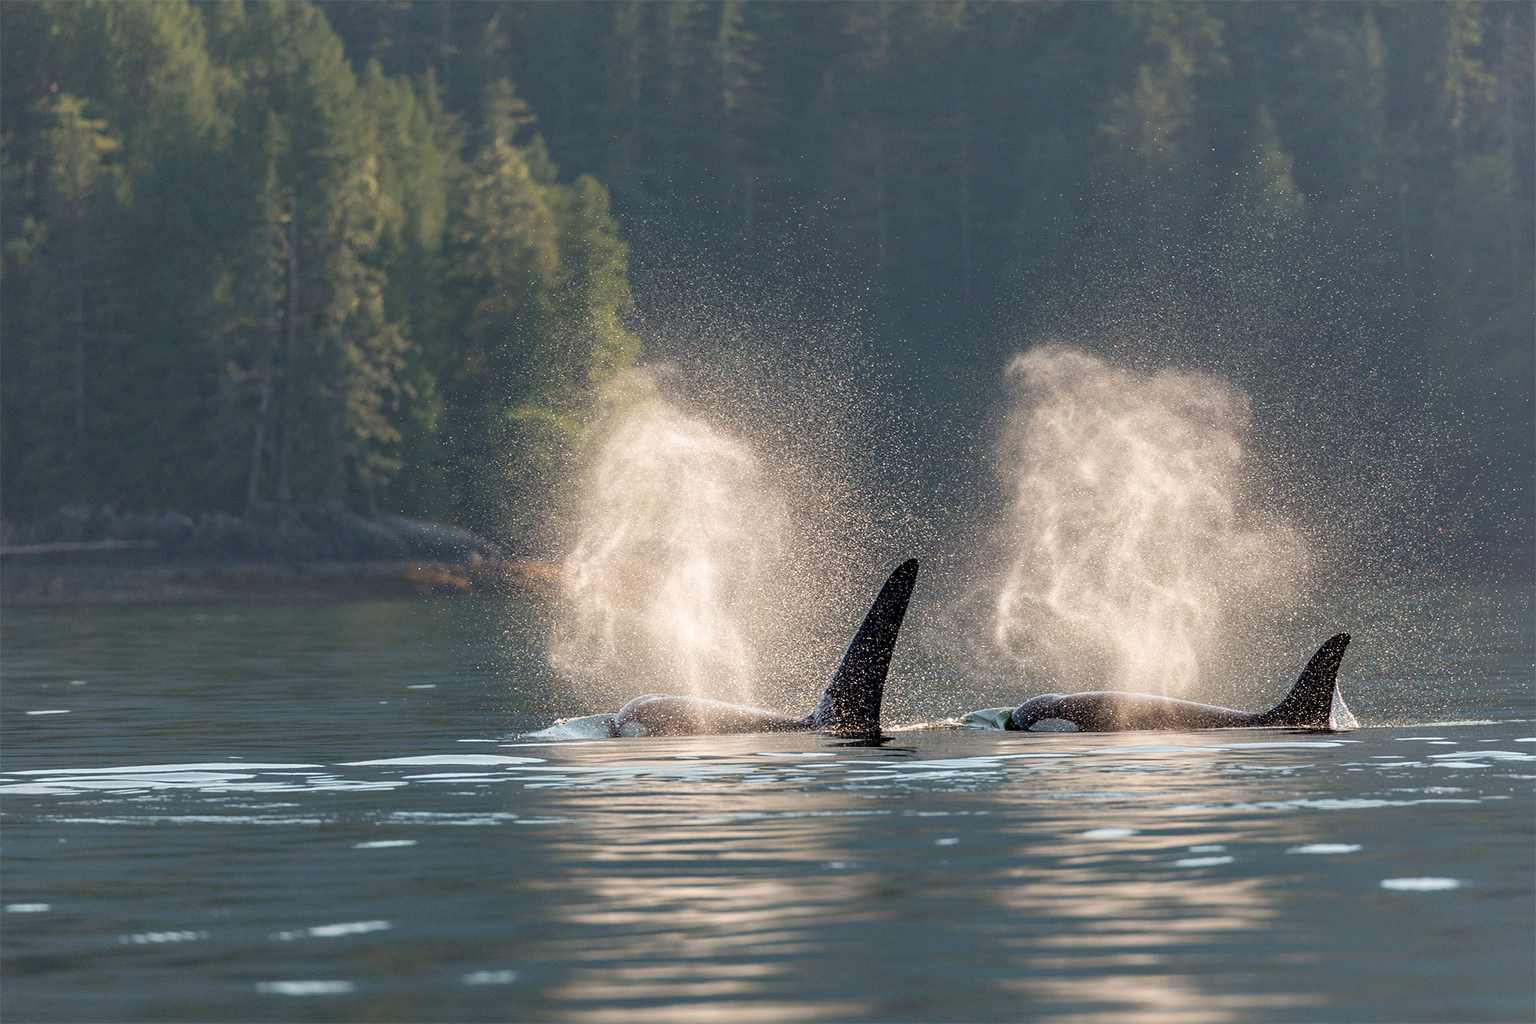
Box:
3;586;1532;1022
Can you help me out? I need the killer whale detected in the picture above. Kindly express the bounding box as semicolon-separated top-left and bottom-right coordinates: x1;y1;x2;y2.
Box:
591;558;918;739
965;633;1355;733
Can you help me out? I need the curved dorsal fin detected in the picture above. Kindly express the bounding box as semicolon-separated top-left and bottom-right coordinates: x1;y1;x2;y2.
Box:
1257;633;1351;728
811;559;919;736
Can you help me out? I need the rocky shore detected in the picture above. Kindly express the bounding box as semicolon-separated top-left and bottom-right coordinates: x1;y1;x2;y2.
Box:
1;505;561;605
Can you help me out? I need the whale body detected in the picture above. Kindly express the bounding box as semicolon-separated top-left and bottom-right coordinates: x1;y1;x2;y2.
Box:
966;633;1356;733
564;559;918;739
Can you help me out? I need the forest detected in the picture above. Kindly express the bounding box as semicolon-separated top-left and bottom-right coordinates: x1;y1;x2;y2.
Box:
3;1;1531;557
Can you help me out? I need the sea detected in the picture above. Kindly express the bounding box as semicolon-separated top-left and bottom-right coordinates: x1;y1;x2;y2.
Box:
3;584;1532;1022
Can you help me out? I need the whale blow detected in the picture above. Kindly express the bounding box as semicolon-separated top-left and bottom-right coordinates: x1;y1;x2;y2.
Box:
541;559;920;739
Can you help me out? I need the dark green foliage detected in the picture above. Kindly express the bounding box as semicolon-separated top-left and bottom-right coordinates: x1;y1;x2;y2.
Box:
3;0;638;542
5;2;1530;554
319;0;1528;552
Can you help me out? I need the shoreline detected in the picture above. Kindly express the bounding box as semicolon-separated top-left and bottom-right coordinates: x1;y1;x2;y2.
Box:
0;557;562;606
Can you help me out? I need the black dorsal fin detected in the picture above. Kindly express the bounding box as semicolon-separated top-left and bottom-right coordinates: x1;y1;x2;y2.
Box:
810;559;919;736
1257;633;1351;728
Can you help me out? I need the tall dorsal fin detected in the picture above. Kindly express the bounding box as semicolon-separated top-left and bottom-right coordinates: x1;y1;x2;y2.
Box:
810;559;919;736
1257;633;1351;728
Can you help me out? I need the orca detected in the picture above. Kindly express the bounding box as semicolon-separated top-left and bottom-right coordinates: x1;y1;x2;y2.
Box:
964;633;1356;733
597;558;919;739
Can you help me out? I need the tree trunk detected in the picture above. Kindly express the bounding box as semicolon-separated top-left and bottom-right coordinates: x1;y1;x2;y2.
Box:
277;193;298;504
743;164;755;249
956;71;972;308
439;0;452;107
73;213;85;449
246;185;282;513
874;126;888;291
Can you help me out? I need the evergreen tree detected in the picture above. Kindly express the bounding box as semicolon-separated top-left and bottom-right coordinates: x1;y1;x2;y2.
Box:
2;0;641;539
1;90;124;508
446;80;638;540
3;0;1530;554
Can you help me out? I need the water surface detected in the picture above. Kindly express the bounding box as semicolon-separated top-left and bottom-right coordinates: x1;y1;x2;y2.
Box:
3;590;1532;1022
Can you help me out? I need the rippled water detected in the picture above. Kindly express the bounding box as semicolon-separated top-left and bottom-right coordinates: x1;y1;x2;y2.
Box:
3;588;1532;1022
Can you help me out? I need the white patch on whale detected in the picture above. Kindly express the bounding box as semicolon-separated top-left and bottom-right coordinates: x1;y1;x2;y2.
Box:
1028;718;1080;732
1329;688;1360;730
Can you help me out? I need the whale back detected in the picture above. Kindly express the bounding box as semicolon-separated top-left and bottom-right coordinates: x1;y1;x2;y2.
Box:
613;695;809;737
1010;691;1258;732
1256;633;1352;728
810;559;919;736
